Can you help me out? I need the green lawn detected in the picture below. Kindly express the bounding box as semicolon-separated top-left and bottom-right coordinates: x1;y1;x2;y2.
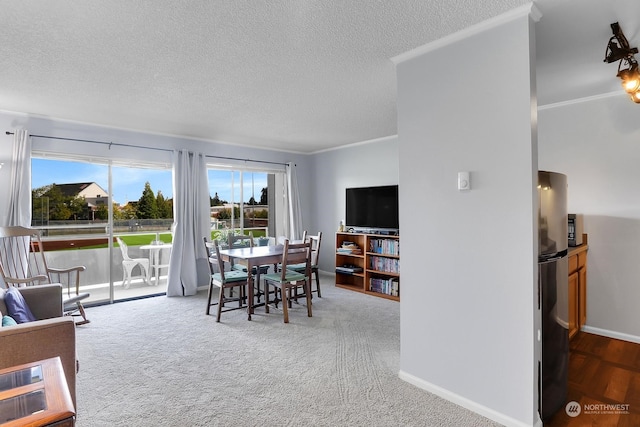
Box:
62;229;267;250
118;234;173;246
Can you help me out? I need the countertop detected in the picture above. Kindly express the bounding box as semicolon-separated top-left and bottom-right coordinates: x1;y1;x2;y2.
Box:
568;233;588;256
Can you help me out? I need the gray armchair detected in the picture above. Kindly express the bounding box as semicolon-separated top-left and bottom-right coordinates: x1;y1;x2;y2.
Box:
0;284;78;410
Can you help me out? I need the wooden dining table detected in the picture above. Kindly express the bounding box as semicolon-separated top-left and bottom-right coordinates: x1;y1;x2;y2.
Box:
218;244;286;320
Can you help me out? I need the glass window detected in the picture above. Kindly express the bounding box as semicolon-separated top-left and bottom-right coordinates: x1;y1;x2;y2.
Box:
208;168;273;242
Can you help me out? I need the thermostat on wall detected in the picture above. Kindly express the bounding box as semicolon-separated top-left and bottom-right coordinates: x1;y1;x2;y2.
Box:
458;171;470;191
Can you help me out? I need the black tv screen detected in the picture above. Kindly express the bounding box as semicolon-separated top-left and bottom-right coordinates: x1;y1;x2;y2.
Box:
345;185;399;231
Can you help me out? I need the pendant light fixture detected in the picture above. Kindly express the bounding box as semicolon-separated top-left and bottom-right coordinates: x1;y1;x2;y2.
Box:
604;22;640;103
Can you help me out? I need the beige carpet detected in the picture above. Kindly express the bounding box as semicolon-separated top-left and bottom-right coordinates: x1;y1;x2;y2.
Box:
74;274;501;427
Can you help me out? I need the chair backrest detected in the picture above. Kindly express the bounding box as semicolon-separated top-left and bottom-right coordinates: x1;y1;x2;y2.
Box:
203;237;218;275
116;237;133;261
204;237;229;281
306;232;322;266
0;226;51;287
228;233;254;248
278;239;311;281
256;236;270;246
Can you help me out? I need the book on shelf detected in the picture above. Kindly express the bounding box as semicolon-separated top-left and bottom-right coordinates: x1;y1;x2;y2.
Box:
369;238;400;256
368;256;399;274
369;277;399;297
337;242;362;255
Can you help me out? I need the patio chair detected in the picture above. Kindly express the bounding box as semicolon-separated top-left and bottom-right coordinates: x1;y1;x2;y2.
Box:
116;237;150;289
0;226;90;325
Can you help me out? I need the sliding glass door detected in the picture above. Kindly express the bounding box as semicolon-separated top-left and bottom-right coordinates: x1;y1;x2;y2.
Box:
110;164;173;301
31;156;172;304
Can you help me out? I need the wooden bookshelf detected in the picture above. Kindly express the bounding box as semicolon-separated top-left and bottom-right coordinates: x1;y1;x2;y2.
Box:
335;232;399;301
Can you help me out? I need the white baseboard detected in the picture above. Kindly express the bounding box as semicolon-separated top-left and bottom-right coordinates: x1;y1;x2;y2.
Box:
582;325;640;344
398;370;541;427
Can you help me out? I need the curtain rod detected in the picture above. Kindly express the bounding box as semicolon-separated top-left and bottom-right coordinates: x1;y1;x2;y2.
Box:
6;131;289;167
204;154;287;167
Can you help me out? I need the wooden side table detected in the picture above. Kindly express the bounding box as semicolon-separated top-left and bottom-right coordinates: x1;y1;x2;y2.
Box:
0;357;75;426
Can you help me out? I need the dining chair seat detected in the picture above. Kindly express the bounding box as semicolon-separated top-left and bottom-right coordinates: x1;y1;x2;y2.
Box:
284;262;311;271
262;269;306;285
212;270;249;283
232;263;269;273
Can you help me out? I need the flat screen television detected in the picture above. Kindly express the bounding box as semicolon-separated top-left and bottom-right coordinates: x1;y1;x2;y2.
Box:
345;185;399;232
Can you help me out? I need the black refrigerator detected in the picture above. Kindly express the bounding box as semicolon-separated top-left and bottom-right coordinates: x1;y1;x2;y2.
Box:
538;171;569;422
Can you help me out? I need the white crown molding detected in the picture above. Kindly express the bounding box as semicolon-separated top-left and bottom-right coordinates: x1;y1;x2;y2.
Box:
309;134;398;155
538;90;626;110
391;3;541;65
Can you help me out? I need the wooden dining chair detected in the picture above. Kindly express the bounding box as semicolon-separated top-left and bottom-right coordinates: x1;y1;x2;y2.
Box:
288;231;322;299
203;237;249;322
263;239;312;323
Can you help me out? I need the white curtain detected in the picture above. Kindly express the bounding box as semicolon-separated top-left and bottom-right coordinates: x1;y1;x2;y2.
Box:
6;130;31;227
166;150;209;297
286;162;303;240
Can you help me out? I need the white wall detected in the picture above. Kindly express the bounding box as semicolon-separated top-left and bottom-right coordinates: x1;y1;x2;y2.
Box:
395;9;539;427
538;95;640;342
310;137;399;273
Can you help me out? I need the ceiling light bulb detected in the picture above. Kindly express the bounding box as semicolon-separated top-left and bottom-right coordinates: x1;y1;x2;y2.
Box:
631;90;640;103
625;80;640;92
618;67;640;93
624;77;640;92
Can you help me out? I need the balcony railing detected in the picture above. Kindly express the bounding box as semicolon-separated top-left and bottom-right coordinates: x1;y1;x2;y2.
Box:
38;225;269;303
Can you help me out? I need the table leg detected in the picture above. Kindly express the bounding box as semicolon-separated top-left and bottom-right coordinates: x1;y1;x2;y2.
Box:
255;269;262;305
247;261;254;320
150;249;159;285
155;250;160;284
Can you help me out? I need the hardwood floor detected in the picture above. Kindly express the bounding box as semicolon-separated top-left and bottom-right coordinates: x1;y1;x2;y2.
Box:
546;331;640;426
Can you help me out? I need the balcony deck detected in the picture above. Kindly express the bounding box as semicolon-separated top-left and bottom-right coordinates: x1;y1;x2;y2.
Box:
81;276;167;304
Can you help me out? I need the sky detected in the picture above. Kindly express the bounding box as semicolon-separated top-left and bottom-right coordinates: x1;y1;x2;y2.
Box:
32;158;268;206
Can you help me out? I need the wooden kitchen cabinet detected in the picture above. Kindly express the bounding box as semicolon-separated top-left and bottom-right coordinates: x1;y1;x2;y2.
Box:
568;271;579;338
568;234;588;340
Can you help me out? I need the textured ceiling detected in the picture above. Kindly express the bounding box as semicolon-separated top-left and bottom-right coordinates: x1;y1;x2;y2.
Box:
1;0;635;153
